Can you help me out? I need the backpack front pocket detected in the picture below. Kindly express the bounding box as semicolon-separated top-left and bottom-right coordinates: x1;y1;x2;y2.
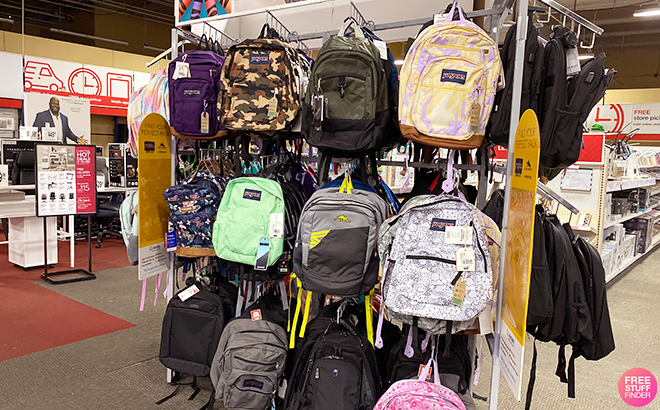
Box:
172;78;216;135
412;56;484;139
320;73;370;120
224;371;276;410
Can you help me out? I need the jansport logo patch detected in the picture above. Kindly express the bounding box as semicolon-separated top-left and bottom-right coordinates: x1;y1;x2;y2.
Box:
250;54;269;65
243;379;264;389
334;215;351;223
183;87;202;97
441;69;467;85
430;218;455;232
243;189;262;201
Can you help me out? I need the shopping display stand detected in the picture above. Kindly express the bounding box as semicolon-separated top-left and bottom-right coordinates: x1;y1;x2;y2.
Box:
34;143;97;284
151;0;607;404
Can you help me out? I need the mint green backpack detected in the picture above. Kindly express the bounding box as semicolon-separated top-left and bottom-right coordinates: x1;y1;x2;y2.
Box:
212;177;284;267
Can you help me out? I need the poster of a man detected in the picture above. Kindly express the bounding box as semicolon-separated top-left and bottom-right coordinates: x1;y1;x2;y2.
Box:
32;97;87;144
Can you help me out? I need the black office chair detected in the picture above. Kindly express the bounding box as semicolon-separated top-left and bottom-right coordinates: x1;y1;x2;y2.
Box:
2;151;37;240
94;156;123;248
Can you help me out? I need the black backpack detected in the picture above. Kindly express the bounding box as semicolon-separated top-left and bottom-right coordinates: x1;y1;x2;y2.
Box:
487;21;544;146
563;224;615;363
158;284;237;408
538;27;571;170
525;215;593;409
284;314;381;410
526;207;553;333
480;189;504;229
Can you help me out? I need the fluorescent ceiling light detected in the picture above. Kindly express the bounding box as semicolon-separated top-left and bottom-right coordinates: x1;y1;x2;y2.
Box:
144;45;165;52
633;8;660;17
579;54;594;60
49;28;129;46
394;60;404;66
0;17;14;24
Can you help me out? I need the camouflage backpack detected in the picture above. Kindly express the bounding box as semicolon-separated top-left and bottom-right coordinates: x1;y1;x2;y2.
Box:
218;25;301;133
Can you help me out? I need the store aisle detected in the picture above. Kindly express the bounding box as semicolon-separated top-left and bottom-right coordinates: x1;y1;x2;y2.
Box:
0;244;659;409
473;251;660;409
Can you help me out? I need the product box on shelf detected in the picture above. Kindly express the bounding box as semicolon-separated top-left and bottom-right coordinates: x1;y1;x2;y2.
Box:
612;197;630;218
605;193;612;222
602;249;613;278
603;239;619;271
624;216;654;254
622;234;637;262
639;188;651;211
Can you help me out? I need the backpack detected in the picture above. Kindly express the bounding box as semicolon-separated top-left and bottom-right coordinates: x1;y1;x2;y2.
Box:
210;296;288;410
487;21;544;146
292;174;388;297
284;316;381;410
301;18;389;154
398;3;502;149
168;50;226;139
381;194;492;341
159;288;231;377
219;26;301;133
213;177;285;267
376;357;466;410
526;207;553;333
480;189;504;229
128;70;169;157
164;184;219;258
544;53;614;171
119;191;139;265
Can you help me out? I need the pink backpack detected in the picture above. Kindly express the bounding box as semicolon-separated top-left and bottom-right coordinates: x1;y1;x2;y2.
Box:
375;358;467;410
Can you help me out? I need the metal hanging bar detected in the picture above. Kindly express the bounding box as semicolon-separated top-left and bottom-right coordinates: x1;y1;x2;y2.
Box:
265;9;312;52
537;181;580;214
536;0;604;35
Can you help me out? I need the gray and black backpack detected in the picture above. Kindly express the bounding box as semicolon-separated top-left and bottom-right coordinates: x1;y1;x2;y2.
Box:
292;175;388;297
210;297;288;410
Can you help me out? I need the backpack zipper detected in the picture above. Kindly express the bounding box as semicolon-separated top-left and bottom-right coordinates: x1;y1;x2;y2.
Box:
405;254;456;265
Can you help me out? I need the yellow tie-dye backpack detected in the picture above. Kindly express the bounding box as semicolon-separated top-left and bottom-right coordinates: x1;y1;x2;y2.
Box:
399;2;502;149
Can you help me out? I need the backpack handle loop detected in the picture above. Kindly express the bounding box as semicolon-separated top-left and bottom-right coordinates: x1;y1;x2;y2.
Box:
444;0;466;23
442;150;456;194
338;17;365;38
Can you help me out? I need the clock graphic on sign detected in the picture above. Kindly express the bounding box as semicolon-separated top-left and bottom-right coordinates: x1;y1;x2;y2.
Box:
68;68;102;96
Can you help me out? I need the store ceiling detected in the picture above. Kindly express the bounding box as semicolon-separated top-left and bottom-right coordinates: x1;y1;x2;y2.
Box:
0;0;660;59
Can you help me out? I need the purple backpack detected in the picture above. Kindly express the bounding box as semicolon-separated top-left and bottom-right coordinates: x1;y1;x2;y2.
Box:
168;50;227;139
375;358;466;410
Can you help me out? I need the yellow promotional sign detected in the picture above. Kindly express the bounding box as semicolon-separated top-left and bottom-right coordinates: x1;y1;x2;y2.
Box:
501;109;540;344
499;109;540;400
138;113;171;280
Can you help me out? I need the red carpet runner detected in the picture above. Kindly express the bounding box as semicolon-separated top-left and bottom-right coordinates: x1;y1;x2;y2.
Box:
0;237;135;362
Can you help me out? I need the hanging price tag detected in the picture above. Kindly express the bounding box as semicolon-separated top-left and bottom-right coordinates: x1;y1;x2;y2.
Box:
456;248;476;272
173;61;190;79
372;40;388;60
433;13;447;25
470;103;481;134
451;279;467;306
269;213;284;238
178;284;200;302
200;112;209;134
268;98;278;118
445;226;473;245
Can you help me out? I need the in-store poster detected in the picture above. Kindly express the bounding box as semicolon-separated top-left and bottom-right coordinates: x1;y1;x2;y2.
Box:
24;92;90;144
138;114;171;280
177;0;311;23
498;109;540;400
36;144;96;217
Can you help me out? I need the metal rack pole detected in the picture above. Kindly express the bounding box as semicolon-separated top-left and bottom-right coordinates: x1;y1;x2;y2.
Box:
488;0;528;407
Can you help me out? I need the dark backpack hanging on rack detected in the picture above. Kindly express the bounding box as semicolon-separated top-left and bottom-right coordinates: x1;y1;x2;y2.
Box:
487;20;544;147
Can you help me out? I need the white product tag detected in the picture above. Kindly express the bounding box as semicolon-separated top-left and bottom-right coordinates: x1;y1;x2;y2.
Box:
373;40;388;60
269;213;284;238
434;13;447;25
201;112;209;134
178;284;200;302
445;226;473;245
456;248;476;272
173;61;191;79
566;47;581;76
